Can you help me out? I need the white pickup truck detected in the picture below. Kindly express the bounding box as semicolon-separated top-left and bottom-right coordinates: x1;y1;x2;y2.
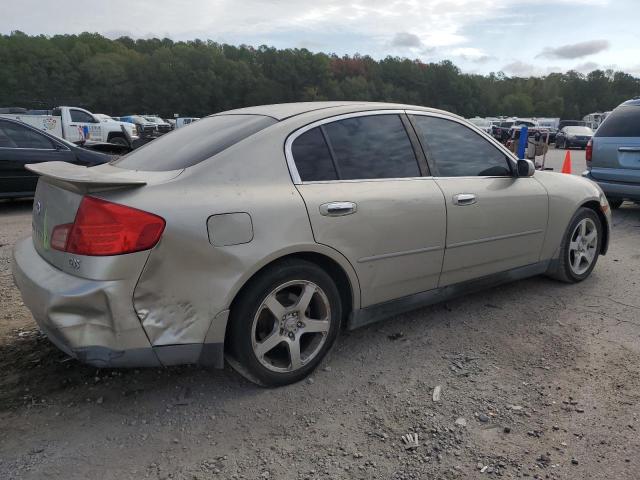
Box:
0;106;138;145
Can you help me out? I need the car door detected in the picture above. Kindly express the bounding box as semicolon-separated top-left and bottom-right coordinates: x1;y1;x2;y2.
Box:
287;111;447;307
69;108;104;142
0;120;76;195
408;112;548;287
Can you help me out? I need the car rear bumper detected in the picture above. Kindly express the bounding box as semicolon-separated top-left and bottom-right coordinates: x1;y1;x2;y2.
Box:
12;236;162;367
582;171;640;200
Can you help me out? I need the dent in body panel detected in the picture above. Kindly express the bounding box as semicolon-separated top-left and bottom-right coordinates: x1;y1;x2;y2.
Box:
13;238;152;353
129;132;341;347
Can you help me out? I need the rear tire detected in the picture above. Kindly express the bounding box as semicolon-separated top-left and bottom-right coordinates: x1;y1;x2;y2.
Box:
227;259;341;387
549;207;601;283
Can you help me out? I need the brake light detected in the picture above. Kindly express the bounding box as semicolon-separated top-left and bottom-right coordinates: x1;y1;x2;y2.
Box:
586;139;593;168
51;196;165;256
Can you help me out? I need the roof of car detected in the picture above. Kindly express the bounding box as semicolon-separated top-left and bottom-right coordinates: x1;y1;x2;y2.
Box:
213;101;458;121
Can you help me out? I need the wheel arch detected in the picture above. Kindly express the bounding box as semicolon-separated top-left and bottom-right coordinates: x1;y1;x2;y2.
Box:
224;248;360;346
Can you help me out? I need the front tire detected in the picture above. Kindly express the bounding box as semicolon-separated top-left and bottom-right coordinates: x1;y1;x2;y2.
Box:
227;260;342;387
550;207;602;283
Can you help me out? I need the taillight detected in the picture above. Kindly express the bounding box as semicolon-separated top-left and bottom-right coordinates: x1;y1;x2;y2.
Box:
586;139;593;168
51;196;165;256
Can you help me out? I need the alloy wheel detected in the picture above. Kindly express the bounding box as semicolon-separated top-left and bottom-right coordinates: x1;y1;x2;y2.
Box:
251;280;331;373
568;218;598;275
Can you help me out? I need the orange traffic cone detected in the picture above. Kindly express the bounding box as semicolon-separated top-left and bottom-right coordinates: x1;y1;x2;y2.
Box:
561;150;572;174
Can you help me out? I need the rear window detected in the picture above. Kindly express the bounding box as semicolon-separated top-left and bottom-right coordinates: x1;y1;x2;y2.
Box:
594;106;640;138
565;126;593;135
111;114;276;171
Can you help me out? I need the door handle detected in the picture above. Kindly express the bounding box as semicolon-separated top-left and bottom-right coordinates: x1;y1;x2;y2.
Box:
320;201;357;216
618;146;640;152
453;193;477;206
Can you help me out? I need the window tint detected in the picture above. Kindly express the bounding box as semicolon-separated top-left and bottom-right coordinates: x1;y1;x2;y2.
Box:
112;114;277;171
70;109;96;123
0;122;54;149
322;115;420;180
595;106;640;137
291;127;337;181
411;115;511;177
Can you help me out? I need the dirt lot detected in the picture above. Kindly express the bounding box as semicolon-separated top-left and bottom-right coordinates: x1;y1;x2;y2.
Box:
1;149;639;480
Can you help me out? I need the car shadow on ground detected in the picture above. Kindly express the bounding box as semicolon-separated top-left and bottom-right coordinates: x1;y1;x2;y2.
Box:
0;273;552;412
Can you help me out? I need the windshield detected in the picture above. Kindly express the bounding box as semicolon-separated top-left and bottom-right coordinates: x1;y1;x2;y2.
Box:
111;114;277;171
145;116;164;123
565;126;593;135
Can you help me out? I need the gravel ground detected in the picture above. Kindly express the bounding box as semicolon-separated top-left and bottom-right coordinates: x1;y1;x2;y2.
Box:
1;148;639;480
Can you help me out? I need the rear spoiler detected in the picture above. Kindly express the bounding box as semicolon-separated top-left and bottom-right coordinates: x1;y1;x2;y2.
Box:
26;162;147;187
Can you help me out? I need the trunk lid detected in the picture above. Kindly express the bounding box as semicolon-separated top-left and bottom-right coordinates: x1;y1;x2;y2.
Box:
29;162;180;273
591;137;640;184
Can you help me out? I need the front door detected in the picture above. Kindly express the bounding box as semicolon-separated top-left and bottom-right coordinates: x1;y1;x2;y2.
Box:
288;112;447;307
68;108;104;142
409;113;548;286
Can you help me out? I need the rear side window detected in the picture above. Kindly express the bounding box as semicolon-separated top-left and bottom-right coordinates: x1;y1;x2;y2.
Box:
411;115;511;177
595;106;640;137
291;127;337;181
323;114;420;180
112;114;277;171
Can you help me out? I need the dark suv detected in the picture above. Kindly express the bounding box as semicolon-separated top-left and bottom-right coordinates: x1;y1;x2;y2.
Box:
583;99;640;208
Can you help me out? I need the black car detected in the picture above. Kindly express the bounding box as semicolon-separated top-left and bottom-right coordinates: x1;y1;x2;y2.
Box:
554;126;594;149
0;118;111;199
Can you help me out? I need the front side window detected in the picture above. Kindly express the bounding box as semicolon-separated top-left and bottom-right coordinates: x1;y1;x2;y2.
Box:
0;122;54;149
411;115;512;177
70;109;96;123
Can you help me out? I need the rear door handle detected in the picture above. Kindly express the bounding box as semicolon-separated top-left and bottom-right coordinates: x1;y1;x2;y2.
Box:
618;146;640;152
320;201;357;216
453;193;477;206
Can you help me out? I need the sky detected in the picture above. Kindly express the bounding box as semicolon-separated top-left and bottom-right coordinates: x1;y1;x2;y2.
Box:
2;0;639;77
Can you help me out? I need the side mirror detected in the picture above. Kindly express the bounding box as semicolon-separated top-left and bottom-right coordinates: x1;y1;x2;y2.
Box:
517;159;535;177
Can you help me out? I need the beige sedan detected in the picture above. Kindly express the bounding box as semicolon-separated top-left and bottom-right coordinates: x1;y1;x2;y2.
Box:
13;102;611;386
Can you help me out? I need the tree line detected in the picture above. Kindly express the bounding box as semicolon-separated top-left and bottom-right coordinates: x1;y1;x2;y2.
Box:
1;31;638;120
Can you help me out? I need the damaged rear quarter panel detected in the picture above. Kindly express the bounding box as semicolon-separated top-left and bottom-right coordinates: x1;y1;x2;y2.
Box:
128;123;351;348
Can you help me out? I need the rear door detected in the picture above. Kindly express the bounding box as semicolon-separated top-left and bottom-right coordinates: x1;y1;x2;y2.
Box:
287;111;447;307
0;120;75;195
591;104;640;185
408;112;548;287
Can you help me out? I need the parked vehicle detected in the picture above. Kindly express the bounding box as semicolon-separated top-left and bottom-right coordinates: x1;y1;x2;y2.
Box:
13;102;611;386
583;112;610;131
0;118;111;198
143;115;173;134
582;99;640;208
467;117;492;133
119;115;158;139
555;126;594;149
0;106;137;146
176;117;200;129
492;119;536;142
